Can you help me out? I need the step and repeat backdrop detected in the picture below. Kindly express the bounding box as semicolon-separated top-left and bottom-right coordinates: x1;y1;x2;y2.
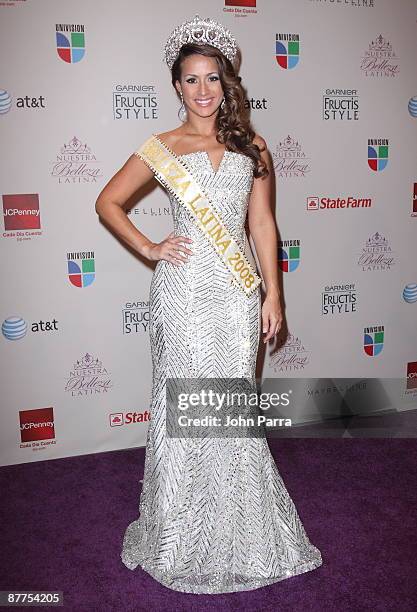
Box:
1;0;416;466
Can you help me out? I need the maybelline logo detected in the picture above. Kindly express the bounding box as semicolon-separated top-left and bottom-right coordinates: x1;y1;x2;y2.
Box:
323;89;359;120
270;333;310;373
113;84;159;120
65;352;112;397
127;205;171;218
307;195;372;210
322;283;357;315
51;137;102;183
123;301;150;334
361;34;399;77
358;232;395;271
2;194;42;240
272;135;310;178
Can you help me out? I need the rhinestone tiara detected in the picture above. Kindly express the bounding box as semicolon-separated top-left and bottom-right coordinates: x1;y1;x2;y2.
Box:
163;14;238;70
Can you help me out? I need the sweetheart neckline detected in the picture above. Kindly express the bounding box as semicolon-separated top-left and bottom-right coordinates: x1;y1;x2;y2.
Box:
178;149;229;175
151;133;250;176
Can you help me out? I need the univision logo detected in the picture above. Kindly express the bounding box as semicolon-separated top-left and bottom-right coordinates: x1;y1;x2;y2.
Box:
2;316;28;340
363;325;384;357
403;283;417;303
67;251;95;287
275;34;299;69
278;240;300;272
368;138;388;171
56;24;85;63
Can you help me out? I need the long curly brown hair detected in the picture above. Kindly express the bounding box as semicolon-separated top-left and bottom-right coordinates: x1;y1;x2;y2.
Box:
171;43;269;179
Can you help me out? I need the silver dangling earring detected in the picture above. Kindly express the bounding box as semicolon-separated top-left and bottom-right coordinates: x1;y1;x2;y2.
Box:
178;91;187;122
220;97;226;110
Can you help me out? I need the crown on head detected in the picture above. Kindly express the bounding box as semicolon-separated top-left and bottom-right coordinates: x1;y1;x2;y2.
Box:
164;14;238;70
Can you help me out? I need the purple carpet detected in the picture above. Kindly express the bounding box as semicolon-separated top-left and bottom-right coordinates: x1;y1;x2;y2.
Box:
1;439;416;611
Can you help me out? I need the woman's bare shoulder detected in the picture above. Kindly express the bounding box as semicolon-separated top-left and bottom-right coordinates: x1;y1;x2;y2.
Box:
154;128;184;149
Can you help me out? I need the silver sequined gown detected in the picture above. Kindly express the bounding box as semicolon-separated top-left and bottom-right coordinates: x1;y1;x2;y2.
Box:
120;139;323;593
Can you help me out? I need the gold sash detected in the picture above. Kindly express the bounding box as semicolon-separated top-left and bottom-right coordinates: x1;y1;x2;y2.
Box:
134;134;262;297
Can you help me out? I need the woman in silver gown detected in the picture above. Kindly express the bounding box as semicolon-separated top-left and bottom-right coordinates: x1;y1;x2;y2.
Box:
96;15;322;595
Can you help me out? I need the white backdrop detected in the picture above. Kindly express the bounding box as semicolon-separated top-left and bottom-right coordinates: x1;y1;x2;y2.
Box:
1;0;416;467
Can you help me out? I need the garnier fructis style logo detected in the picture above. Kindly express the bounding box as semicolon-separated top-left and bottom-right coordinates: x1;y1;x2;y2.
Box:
56;24;85;63
278;240;300;272
321;283;357;315
323;89;359;121
275;34;299;69
67;251;95;287
368;138;389;171
364;325;384;357
123;300;150;334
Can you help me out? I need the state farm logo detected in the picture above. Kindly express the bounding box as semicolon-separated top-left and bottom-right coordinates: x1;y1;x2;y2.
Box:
307;195;372;211
109;411;150;426
19;407;55;443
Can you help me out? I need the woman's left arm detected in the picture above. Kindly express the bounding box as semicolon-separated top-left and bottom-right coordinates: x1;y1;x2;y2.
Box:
247;134;282;343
